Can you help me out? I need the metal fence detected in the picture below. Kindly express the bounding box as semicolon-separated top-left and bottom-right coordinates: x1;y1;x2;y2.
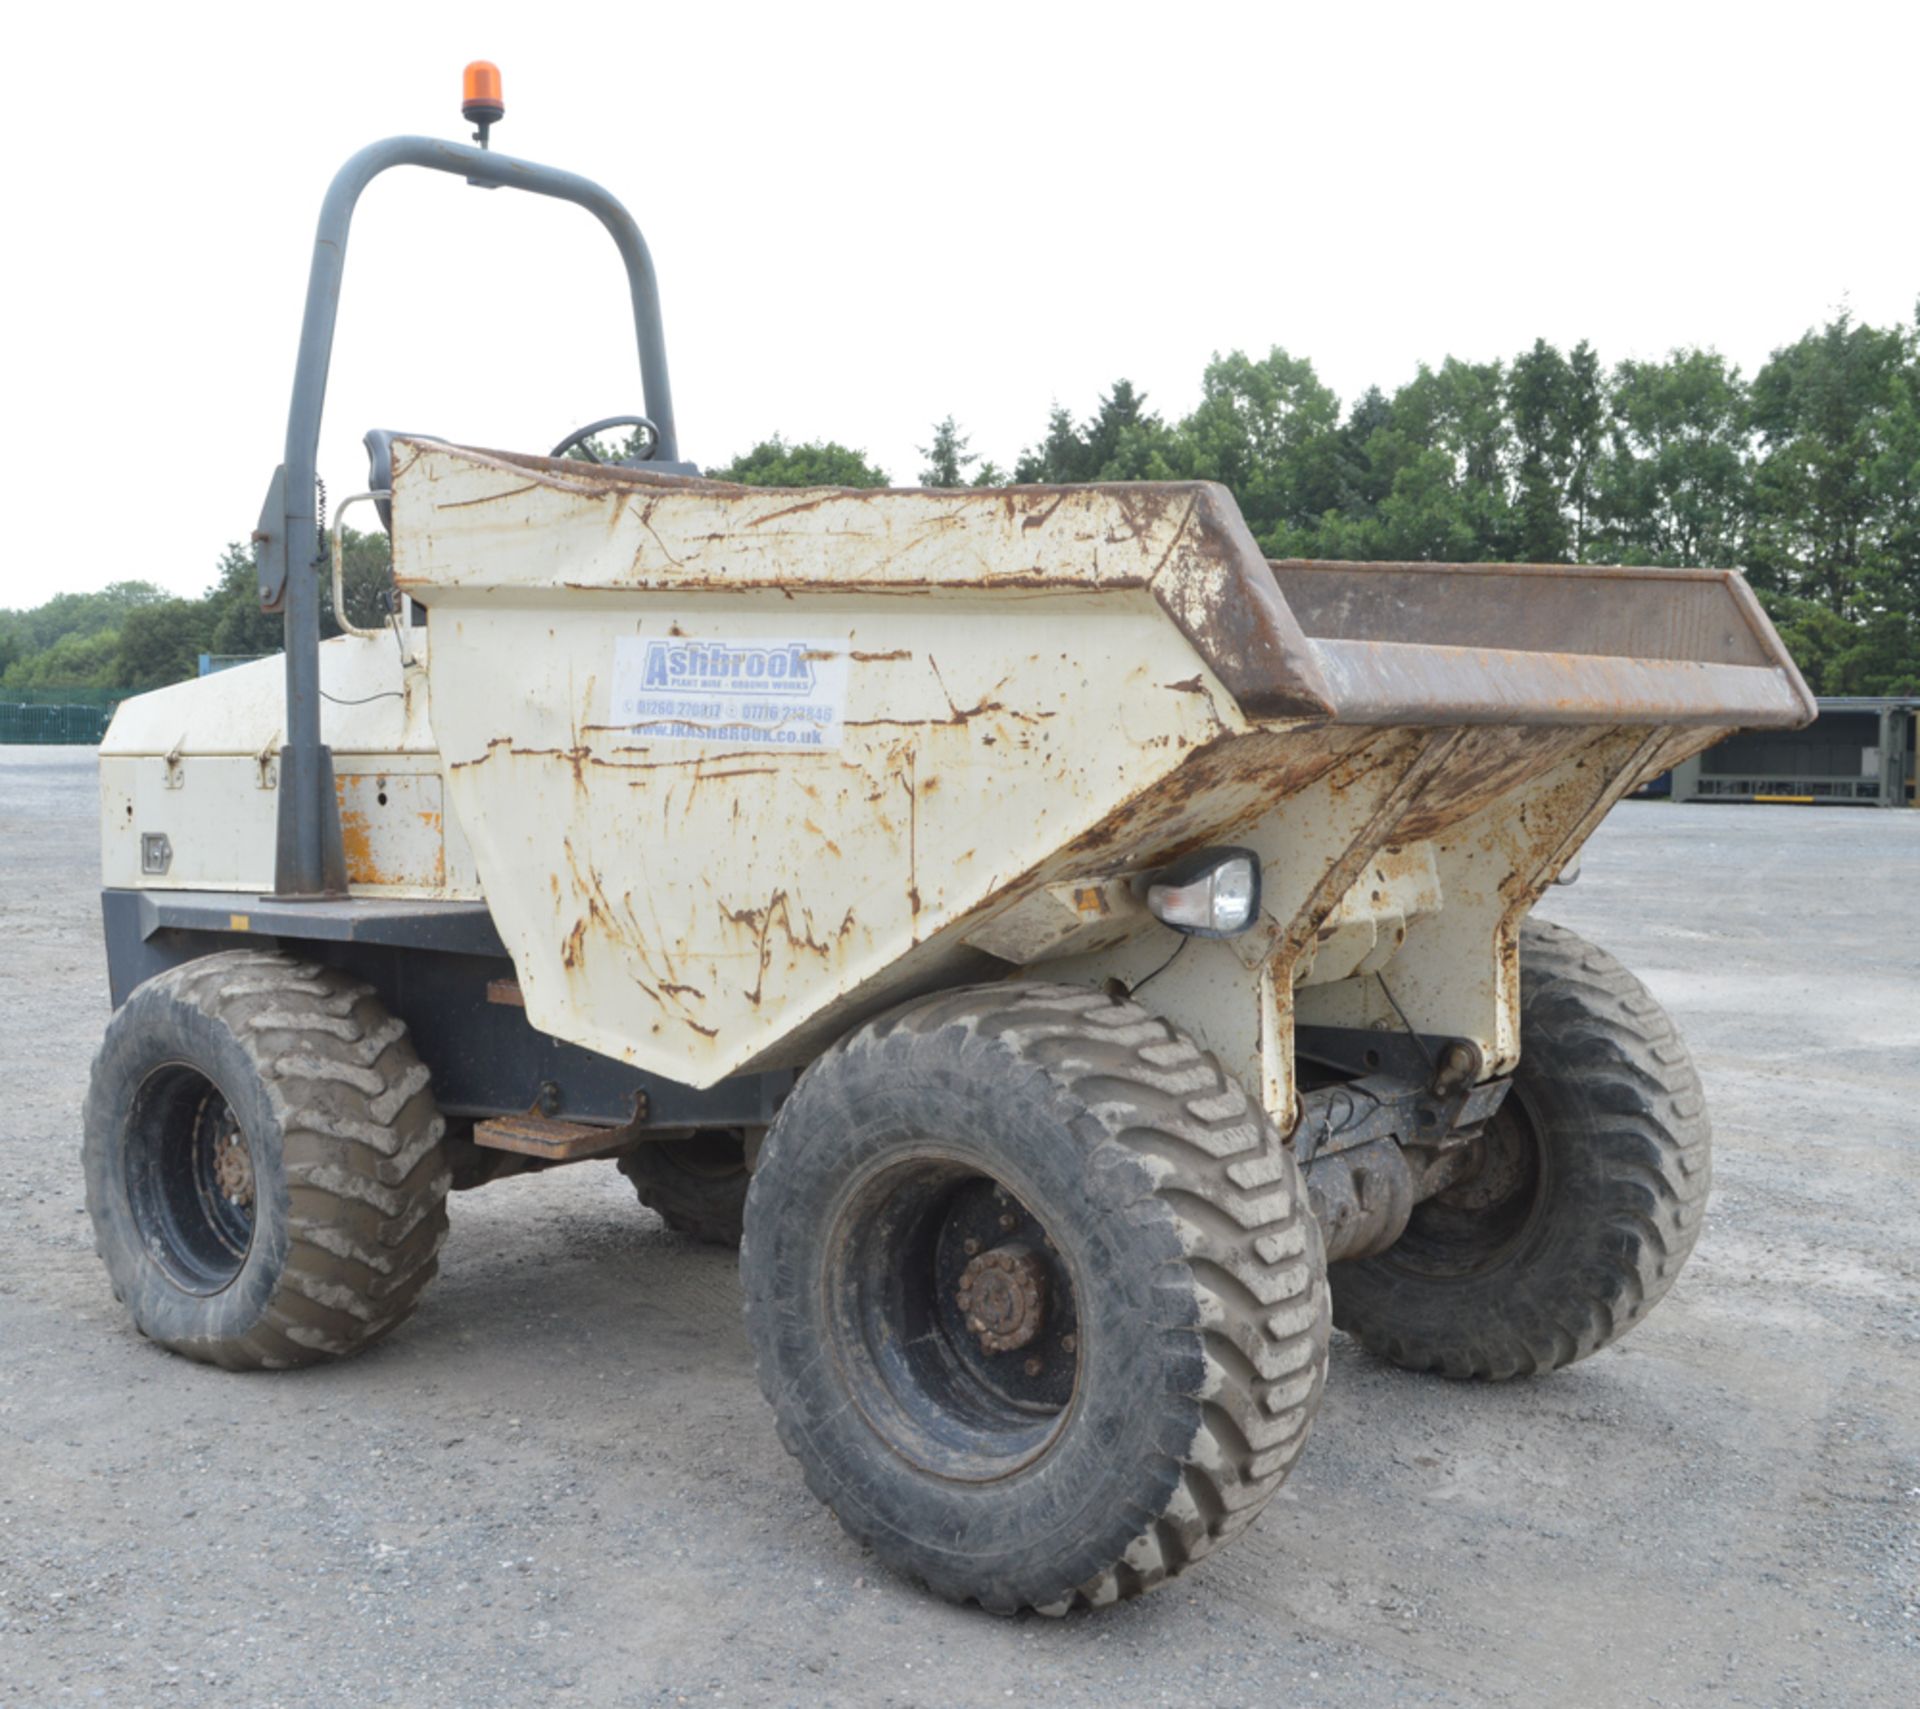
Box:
0;687;127;745
2;661;271;745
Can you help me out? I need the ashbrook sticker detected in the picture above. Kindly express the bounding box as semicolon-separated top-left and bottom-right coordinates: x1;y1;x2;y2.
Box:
610;637;848;749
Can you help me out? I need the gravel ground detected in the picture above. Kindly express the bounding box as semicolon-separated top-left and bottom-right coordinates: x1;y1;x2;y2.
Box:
2;745;1916;1708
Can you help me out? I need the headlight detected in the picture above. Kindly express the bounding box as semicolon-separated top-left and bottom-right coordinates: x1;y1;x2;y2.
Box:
1145;847;1262;938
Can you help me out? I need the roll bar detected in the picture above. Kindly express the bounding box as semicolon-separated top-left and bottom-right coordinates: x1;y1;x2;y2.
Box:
256;135;678;896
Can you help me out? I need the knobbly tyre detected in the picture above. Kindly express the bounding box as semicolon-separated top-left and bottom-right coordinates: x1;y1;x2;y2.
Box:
83;66;1815;1614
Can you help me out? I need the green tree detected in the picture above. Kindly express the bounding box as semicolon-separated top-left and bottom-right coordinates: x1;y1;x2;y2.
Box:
1747;312;1910;615
708;437;889;488
196;530;393;661
114;599;213;691
1396;357;1512;559
1181;348;1344;554
1081;380;1147;474
918;416;977;487
5;582;167;659
1591;351;1751;568
3;626;123;691
1086;381;1187;482
203;542;285;659
1507;339;1575;561
1332;384;1396;515
329;527;396;634
1011;383;1187;486
1506;339;1604;562
1562;341;1606;558
1309;359;1510;561
1319;441;1488;563
1014;405;1088;484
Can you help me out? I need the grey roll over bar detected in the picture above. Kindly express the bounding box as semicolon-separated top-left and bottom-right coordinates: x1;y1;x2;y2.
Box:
253;135;678;897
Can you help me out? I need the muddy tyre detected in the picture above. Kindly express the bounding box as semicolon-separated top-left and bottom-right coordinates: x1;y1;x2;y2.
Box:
619;1132;749;1247
83;951;450;1370
742;982;1329;1614
1331;917;1710;1379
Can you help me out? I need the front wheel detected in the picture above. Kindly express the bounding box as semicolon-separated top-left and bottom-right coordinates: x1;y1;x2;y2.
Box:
83;952;450;1370
1330;917;1711;1378
741;983;1329;1614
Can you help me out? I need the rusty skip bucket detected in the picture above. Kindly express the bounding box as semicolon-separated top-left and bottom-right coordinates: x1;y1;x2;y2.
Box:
391;439;1811;1128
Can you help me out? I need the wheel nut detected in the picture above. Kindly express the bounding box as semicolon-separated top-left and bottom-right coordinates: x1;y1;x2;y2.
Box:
1060;1334;1076;1353
1024;1357;1043;1377
999;1213;1016;1231
962;1237;980;1255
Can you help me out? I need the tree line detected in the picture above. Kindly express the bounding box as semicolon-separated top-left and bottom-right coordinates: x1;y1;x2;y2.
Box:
0;536;397;698
5;306;1914;699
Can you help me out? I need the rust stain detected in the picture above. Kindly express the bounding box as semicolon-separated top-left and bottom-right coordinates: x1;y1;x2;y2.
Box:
1394;725;1596;842
900;758;921;918
337;804;377;883
738;492;840;526
333;776;444;887
717;888;853;1008
1019;492;1068;531
447;735;513;771
558;834;668;989
1272;732;1467;967
627;494;688;571
438;481;543;510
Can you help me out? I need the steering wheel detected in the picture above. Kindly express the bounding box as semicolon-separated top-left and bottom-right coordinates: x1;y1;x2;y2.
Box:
549;415;660;464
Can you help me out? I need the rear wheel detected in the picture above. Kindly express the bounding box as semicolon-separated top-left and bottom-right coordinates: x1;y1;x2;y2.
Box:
618;1131;749;1247
1330;917;1710;1378
83;952;450;1370
742;983;1328;1613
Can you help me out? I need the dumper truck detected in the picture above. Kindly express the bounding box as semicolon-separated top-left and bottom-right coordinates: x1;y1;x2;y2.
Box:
82;70;1816;1615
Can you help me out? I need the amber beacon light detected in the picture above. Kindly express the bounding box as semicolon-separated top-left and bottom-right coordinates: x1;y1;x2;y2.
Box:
462;61;505;147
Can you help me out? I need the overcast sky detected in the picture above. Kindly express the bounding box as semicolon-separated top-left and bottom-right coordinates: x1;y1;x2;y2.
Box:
5;0;1915;605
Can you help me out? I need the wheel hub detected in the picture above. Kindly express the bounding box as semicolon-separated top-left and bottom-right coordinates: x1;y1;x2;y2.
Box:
1438;1109;1531;1212
825;1161;1082;1481
125;1066;257;1294
956;1245;1046;1353
212;1126;255;1209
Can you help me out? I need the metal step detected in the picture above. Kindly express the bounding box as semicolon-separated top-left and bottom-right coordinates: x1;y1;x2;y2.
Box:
473;1113;629;1162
